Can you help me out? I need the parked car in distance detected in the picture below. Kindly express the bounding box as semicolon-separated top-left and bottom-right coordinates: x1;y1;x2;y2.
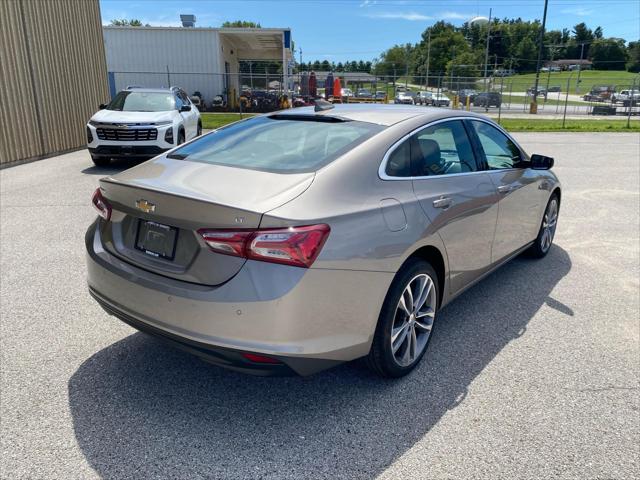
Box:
493;68;515;77
458;89;477;104
189;95;203;110
86;87;202;167
375;91;388;100
356;88;372;98
611;89;640;105
547;86;561;93
415;91;433;105
86;104;561;378
394;91;417;105
431;92;450;107
583;85;616;102
341;88;354;98
527;86;547;98
474;92;502;108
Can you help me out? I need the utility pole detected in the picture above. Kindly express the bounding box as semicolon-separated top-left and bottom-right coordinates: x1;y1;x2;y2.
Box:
531;0;549;114
425;30;431;87
483;8;492;93
576;42;585;94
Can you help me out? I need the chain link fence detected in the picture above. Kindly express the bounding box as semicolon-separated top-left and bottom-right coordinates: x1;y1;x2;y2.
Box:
108;69;640;120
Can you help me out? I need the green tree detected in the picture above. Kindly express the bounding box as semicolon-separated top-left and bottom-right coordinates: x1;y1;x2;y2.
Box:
627;41;640;72
109;19;149;27
221;20;261;28
589;38;628;70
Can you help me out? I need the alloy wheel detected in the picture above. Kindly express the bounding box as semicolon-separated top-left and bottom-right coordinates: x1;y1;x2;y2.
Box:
541;198;558;253
390;274;437;367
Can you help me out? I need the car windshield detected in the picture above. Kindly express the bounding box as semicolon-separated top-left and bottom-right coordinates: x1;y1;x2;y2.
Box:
167;115;384;174
107;91;176;112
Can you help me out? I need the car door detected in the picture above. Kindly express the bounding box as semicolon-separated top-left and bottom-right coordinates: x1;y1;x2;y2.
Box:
408;119;499;294
467;119;546;263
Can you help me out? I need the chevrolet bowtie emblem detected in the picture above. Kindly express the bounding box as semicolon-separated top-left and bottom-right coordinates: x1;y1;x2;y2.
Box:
135;199;155;213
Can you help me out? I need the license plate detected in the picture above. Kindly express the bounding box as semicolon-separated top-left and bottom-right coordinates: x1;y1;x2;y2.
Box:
135;220;178;260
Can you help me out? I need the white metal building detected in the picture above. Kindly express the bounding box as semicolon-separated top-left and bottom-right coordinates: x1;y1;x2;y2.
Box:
103;26;292;103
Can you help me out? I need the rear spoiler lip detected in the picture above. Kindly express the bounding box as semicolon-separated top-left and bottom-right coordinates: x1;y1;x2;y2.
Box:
99;176;258;214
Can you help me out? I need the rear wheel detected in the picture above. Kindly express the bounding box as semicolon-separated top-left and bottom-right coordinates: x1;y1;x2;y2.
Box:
197;122;202;137
527;194;559;258
366;260;439;378
90;154;111;167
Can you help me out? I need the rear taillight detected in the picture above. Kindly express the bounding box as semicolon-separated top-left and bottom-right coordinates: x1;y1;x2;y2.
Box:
91;188;111;221
198;224;330;268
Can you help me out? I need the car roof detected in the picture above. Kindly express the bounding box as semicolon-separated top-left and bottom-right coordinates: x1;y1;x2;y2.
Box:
122;88;177;93
270;104;484;126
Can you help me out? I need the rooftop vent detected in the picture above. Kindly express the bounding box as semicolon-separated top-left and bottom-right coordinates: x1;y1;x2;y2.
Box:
180;14;196;27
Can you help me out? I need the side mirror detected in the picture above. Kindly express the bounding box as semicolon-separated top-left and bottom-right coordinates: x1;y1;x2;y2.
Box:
99;103;107;109
180;105;192;112
530;154;554;170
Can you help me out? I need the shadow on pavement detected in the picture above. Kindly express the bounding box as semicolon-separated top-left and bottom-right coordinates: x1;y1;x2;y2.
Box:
81;158;143;175
69;246;571;479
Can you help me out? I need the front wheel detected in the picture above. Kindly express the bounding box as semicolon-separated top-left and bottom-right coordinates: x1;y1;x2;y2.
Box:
527;194;559;258
366;260;439;378
196;122;202;137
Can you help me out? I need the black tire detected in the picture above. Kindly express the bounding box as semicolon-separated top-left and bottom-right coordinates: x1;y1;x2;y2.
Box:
90;154;111;167
527;193;560;258
197;122;202;137
366;259;440;378
177;129;185;145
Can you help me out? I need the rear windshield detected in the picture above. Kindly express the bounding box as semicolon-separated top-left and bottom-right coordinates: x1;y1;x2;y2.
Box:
168;115;384;173
107;91;176;112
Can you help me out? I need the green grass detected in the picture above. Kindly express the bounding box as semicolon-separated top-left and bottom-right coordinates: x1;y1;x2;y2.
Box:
501;70;640;95
201;113;256;129
201;112;638;133
496;118;640;132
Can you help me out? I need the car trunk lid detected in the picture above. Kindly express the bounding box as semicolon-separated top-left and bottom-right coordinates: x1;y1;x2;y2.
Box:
98;156;314;285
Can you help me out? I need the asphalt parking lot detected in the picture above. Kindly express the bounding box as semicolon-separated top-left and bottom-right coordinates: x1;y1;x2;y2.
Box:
1;132;638;479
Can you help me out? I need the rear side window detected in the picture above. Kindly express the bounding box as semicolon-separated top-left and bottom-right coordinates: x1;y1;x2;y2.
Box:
169;116;383;173
411;120;478;176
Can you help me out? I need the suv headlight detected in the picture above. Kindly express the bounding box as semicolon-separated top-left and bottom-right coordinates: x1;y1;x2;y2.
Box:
155;121;172;126
88;120;99;126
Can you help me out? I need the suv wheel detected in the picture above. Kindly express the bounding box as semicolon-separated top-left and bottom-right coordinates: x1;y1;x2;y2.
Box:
177;129;185;145
90;154;111;167
197;122;202;137
366;260;439;378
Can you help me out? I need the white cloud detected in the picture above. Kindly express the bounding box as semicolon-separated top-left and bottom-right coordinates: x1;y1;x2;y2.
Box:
439;11;471;20
560;7;594;17
363;10;472;21
364;11;433;21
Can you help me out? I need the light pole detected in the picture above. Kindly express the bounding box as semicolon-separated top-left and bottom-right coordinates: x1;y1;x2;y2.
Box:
531;0;549;114
576;43;585;94
425;30;431;87
483;8;492;93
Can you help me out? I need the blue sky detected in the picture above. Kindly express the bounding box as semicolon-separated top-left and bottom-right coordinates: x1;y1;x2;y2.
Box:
99;0;640;63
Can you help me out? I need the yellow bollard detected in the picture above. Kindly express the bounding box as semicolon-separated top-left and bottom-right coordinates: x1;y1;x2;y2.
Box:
466;95;471;111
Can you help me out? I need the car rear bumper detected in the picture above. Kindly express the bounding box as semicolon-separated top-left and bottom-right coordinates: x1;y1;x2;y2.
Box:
85;220;393;376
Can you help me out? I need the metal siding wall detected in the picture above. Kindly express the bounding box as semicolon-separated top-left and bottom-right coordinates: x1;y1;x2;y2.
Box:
103;28;223;100
0;0;109;166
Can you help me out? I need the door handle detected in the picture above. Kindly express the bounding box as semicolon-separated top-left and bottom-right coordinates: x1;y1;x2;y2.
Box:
432;197;453;209
497;185;512;194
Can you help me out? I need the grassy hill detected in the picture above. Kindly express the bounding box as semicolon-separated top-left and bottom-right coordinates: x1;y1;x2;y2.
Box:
500;70;640;94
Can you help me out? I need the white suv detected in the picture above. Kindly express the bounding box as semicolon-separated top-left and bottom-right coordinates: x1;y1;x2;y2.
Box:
87;87;202;167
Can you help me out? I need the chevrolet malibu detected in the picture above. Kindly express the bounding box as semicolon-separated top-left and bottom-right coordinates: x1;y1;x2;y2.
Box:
86;104;560;377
